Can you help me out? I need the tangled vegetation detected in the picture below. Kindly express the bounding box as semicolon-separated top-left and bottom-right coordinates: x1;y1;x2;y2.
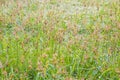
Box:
0;0;120;80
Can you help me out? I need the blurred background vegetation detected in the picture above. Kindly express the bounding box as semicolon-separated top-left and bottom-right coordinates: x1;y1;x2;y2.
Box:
0;0;120;80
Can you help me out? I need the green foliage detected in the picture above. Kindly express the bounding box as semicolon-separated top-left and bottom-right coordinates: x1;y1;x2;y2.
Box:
0;0;120;80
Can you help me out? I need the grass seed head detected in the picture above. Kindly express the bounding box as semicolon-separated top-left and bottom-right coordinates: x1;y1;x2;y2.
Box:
2;70;7;76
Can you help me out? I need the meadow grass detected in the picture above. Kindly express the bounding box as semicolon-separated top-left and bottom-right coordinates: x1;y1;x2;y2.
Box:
0;0;120;80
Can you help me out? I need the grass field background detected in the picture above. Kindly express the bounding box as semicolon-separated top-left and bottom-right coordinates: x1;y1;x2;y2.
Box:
0;0;120;80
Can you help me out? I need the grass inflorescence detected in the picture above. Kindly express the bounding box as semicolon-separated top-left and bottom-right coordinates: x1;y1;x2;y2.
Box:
0;0;120;80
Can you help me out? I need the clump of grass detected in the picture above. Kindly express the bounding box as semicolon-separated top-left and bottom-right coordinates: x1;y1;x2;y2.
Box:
0;0;120;79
